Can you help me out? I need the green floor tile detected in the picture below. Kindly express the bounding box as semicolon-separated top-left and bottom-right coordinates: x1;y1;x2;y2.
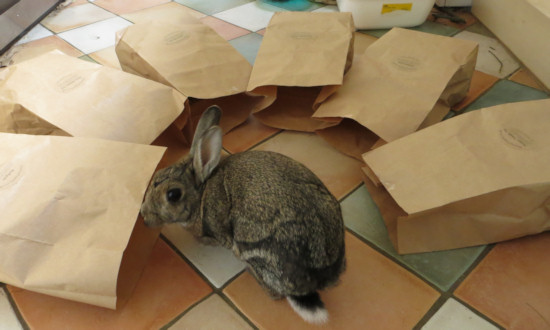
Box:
463;79;550;113
341;185;486;291
465;22;496;38
175;0;253;15
229;32;263;65
408;20;460;37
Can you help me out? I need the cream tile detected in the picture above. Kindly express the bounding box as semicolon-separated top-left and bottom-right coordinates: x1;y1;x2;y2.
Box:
121;2;205;24
0;288;22;330
41;3;116;33
58;17;133;54
252;131;364;200
5;35;83;65
213;2;285;32
169;294;252;330
454;31;520;79
422;299;498;330
92;0;171;15
15;24;53;45
162;224;246;288
89;46;121;69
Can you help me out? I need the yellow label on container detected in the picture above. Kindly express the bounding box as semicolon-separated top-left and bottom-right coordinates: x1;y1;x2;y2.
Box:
381;3;413;14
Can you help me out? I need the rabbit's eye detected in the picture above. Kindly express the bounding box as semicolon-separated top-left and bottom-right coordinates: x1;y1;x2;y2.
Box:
166;188;182;203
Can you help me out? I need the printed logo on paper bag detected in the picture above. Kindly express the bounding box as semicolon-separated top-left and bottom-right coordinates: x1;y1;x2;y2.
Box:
0;162;23;190
381;3;413;14
163;30;189;45
56;73;85;93
500;128;534;150
392;56;421;71
291;32;316;40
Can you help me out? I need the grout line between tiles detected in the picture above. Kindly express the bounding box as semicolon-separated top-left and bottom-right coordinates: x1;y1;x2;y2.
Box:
2;284;30;330
159;292;215;329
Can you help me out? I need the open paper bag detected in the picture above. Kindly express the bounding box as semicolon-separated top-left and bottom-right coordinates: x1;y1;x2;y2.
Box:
313;28;478;160
247;11;354;132
0;51;187;144
0;133;166;308
362;99;550;254
116;14;260;140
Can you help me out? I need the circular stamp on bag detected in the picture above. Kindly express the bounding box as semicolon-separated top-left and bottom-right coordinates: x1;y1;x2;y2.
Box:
499;128;534;150
56;73;85;93
0;162;23;190
392;56;422;72
164;30;188;45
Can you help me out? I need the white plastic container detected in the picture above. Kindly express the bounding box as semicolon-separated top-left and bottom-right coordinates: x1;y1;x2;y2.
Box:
336;0;436;29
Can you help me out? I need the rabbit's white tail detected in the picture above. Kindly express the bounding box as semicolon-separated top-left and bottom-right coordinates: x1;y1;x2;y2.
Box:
287;292;328;324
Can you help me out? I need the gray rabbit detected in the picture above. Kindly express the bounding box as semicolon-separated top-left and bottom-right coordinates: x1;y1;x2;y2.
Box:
141;105;345;324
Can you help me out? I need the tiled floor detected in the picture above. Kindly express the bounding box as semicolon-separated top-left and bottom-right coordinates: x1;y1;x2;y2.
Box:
1;1;549;329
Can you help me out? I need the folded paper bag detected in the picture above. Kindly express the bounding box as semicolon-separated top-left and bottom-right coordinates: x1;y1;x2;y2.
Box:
314;28;478;160
247;11;355;132
116;15;259;136
362;99;550;254
0;133;166;308
0;51;187;144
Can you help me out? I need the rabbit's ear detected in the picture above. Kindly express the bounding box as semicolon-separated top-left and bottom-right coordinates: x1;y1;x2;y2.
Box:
193;126;222;184
191;105;222;155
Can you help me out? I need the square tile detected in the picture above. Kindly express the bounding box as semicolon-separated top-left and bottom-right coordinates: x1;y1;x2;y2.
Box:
58;17;133;54
199;16;250;40
224;232;439;329
169;294;253;329
88;46;121;69
121;2;205;24
509;68;546;91
92;0;171;15
454;30;520;79
228;32;263;64
463;80;549;113
455;232;550;329
41;3;116;33
6;35;83;65
0;288;22;330
8;240;212;329
452;70;499;111
214;1;285;32
175;0;254;15
465;22;496;38
422;298;498;330
252;131;364;200
342;185;486;291
161;224;246;288
222;115;281;153
15;24;53;45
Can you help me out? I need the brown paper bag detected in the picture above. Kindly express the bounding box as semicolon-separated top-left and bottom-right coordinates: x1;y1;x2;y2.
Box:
313;28;478;160
0;51;187;144
247;11;355;132
362;99;550;254
0;133;166;308
115;15;261;135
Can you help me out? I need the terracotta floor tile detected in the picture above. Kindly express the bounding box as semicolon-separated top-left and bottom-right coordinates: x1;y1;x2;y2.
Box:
455;232;550;329
6;35;83;65
8;240;212;330
169;294;253;329
89;46;121;69
121;2;205;25
200;16;250;40
223;115;281;153
452;70;499;111
224;232;439;329
93;0;171;15
41;3;116;33
509;68;547;91
252;131;364;200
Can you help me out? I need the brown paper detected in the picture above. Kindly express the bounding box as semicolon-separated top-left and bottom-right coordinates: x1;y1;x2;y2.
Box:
0;133;166;308
362;99;550;254
0;51;187;144
247;12;355;131
314;28;478;158
116;15;261;134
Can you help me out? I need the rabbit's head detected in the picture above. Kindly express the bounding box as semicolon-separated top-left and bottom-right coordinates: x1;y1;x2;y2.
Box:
140;105;223;227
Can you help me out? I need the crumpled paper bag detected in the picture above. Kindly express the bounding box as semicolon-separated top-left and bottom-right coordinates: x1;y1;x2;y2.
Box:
313;28;478;160
0;51;187;144
362;99;550;254
0;133;166;308
247;11;355;132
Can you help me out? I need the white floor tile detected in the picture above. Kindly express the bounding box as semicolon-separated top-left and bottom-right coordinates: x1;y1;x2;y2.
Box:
41;3;116;33
0;288;22;330
422;298;498;330
454;31;520;79
162;224;246;288
213;1;285;32
15;24;53;45
57;17;132;54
